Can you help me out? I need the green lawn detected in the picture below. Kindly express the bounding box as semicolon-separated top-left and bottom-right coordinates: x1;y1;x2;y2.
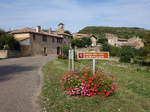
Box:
40;59;150;112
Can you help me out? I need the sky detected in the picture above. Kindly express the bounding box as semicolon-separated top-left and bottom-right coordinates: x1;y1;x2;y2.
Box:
0;0;150;33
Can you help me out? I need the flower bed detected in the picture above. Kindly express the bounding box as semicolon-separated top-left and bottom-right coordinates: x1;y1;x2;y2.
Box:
61;67;117;97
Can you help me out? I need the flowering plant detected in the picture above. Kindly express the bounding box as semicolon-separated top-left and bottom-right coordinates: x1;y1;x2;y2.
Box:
61;67;117;97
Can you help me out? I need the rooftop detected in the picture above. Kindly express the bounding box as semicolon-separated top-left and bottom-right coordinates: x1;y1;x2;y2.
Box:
10;28;65;38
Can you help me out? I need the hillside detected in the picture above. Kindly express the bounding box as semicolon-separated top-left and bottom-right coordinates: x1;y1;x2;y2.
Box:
78;26;150;41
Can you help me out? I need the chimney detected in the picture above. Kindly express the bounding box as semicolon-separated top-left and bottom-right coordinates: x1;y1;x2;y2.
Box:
36;26;41;32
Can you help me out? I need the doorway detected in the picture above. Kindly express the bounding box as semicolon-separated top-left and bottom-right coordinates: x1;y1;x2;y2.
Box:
57;47;61;55
43;47;47;56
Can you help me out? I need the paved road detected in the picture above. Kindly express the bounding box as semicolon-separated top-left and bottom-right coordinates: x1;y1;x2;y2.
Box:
0;55;56;112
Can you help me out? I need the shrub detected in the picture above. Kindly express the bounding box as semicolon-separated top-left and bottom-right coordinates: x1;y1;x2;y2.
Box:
61;67;117;97
58;54;68;59
119;46;135;63
101;43;111;52
58;45;69;59
62;45;69;56
110;46;121;57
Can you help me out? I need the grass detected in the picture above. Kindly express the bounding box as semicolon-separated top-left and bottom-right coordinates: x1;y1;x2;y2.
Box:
40;59;150;112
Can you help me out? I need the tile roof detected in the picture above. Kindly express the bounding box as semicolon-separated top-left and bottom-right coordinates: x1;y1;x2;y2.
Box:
10;28;63;38
73;33;92;38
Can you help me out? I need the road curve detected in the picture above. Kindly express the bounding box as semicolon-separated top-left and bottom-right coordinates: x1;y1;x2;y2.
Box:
0;55;56;112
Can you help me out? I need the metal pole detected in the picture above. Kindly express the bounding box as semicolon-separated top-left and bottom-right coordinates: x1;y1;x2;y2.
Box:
93;59;96;74
68;50;71;72
72;50;74;71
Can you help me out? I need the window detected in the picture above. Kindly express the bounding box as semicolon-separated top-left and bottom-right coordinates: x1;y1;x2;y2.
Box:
42;36;47;42
57;38;59;43
57;38;62;43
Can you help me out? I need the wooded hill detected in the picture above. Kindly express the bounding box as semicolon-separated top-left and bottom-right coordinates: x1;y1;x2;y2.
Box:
78;26;150;44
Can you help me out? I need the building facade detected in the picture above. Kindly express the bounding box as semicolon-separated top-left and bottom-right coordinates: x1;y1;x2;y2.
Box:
105;33;144;49
11;23;72;56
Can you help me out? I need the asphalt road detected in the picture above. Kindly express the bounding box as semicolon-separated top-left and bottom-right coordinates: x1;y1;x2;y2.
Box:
0;55;56;112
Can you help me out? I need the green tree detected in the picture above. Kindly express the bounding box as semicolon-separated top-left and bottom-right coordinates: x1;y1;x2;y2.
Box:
71;37;91;48
119;46;136;63
110;46;121;57
64;30;71;34
97;37;108;44
0;29;20;50
101;43;111;52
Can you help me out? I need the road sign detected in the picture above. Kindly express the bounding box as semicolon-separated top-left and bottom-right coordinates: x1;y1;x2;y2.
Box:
77;51;109;73
77;52;109;60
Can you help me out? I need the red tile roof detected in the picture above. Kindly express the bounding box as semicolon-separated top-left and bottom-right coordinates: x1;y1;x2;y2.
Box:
11;28;63;38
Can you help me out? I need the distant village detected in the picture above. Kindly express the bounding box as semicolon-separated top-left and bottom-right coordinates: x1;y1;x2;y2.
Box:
0;23;144;58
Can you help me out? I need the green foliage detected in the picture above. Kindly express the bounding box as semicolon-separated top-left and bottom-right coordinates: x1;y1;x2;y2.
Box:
101;43;111;52
62;45;69;56
101;44;121;57
79;26;150;39
0;30;20;50
137;46;150;57
110;46;121;57
64;30;71;34
78;26;150;65
97;37;108;44
41;59;150;112
119;46;136;63
71;37;92;48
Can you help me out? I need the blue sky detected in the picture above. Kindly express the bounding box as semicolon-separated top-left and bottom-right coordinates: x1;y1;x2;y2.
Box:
0;0;150;32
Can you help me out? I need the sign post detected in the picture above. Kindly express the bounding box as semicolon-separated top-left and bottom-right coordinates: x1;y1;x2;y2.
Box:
93;59;96;74
68;49;74;72
77;52;109;73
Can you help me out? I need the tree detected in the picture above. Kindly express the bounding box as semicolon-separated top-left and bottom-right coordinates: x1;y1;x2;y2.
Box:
71;37;91;48
119;46;136;63
64;30;71;34
110;46;121;57
0;29;20;50
97;37;108;44
81;37;92;47
101;43;111;52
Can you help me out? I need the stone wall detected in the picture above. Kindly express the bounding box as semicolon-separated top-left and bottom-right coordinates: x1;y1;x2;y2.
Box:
0;50;8;58
30;34;63;56
0;50;20;59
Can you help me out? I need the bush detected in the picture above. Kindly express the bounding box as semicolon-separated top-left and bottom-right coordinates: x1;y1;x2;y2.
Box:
120;55;131;63
61;67;117;97
110;46;121;57
119;46;136;63
101;43;111;52
62;45;69;56
58;54;68;59
58;45;69;59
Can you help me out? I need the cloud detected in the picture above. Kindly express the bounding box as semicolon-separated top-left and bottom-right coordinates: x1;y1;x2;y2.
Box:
0;0;150;32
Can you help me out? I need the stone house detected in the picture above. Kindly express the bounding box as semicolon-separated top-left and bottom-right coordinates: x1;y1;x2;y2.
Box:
10;23;72;56
105;33;144;49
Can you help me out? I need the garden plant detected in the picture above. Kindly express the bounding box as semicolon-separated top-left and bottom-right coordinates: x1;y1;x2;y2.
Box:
61;67;117;97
